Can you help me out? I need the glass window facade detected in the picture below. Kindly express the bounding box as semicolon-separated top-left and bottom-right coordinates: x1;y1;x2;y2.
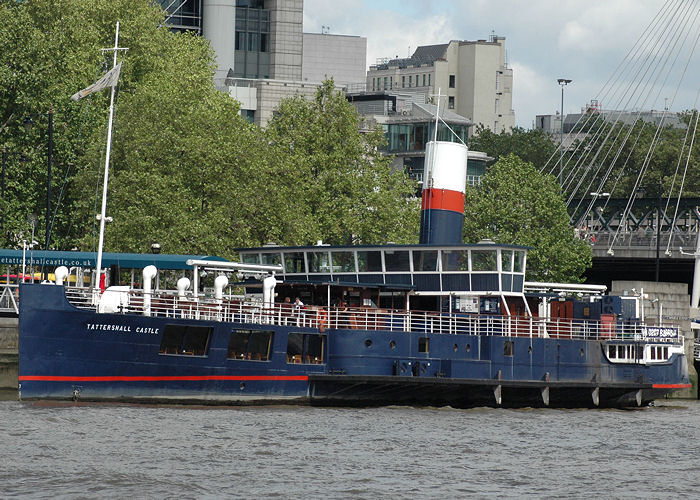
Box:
234;3;270;78
382;122;467;154
331;251;355;273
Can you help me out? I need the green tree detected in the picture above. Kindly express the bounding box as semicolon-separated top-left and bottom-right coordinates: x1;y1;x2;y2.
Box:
469;126;557;170
264;80;420;245
463;154;592;282
1;2;420;257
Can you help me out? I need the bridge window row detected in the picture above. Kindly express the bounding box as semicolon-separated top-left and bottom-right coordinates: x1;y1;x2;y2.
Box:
241;248;525;275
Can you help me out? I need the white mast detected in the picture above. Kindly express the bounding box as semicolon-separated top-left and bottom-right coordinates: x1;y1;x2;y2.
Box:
94;22;126;293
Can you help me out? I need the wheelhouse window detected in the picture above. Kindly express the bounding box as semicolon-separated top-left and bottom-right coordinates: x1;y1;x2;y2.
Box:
413;250;438;271
357;251;382;272
227;329;273;361
514;251;525;272
287;332;326;364
261;252;281;266
472;250;497;272
384;250;410;271
308;251;330;273
284;252;305;273
441;250;469;271
331;251;356;273
241;253;260;265
159;325;212;356
500;250;513;272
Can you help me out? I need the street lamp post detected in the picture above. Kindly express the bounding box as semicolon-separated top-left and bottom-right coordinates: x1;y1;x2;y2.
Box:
656;180;662;282
46;107;53;252
1;147;6;239
557;78;572;186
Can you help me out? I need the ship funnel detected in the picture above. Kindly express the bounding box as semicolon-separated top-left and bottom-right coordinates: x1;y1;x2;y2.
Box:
142;265;158;317
419;141;468;245
54;266;69;286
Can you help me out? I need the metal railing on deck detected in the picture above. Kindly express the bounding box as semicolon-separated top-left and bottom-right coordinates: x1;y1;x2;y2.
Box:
0;284;19;314
60;286;681;343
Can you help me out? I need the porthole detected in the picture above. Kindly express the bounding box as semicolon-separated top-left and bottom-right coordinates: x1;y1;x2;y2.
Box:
466;344;471;353
365;339;373;348
240;382;246;390
580;348;585;357
527;346;532;354
453;343;458;352
389;340;396;349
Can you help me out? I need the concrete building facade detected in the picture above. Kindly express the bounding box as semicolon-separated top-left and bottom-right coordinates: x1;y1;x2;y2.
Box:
366;36;515;135
160;0;367;127
348;92;490;190
302;33;367;87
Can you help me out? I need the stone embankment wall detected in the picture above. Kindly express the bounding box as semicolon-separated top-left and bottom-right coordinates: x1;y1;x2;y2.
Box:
612;280;698;399
0;316;18;390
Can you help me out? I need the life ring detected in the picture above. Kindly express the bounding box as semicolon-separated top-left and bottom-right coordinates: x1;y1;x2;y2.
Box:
316;308;327;332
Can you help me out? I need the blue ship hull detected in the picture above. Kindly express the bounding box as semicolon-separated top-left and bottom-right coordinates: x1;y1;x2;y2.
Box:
18;284;690;408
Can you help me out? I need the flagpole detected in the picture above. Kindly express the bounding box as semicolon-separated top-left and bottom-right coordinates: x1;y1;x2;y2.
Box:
94;21;120;297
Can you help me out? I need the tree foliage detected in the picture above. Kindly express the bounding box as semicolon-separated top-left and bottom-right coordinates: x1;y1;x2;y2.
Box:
0;1;419;258
469;126;557;170
567;116;700;200
463;154;592;282
264;80;419;245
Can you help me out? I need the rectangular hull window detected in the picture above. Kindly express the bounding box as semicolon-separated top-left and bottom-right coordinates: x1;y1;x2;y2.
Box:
227;329;274;361
159;325;212;356
418;337;429;353
287;333;326;364
504;340;514;356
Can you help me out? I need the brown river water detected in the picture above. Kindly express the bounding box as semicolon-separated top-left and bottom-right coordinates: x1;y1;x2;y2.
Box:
1;397;699;498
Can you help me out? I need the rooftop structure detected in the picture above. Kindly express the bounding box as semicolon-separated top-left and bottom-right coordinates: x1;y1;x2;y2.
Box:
366;36;515;135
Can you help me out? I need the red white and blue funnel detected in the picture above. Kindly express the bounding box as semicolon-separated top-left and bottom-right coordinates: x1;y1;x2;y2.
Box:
419;141;468;245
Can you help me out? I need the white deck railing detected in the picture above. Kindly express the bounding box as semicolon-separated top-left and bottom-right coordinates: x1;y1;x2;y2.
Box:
0;284;19;314
60;286;682;343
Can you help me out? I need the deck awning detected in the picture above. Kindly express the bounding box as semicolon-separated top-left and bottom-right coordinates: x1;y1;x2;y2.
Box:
0;249;227;270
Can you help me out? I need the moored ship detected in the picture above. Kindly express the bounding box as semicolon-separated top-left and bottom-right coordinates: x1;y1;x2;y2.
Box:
15;34;691;407
17;138;691;408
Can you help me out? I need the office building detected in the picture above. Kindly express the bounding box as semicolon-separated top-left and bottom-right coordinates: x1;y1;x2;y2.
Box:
348;92;489;188
302;33;367;87
366;36;515;134
159;0;367;127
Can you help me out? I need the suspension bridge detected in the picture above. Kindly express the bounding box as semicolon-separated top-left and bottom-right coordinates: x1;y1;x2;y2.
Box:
537;0;700;306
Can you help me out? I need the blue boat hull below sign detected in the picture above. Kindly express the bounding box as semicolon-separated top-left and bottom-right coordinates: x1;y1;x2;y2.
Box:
18;281;690;409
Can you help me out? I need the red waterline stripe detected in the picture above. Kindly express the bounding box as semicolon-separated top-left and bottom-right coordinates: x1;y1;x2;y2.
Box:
652;383;692;389
421;188;465;213
19;375;309;382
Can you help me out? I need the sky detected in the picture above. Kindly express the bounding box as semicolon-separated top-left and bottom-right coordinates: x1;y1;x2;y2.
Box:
303;0;695;129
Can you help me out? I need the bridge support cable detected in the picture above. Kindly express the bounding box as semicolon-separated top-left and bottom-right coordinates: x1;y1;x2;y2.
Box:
563;0;690;205
541;0;680;178
575;1;700;223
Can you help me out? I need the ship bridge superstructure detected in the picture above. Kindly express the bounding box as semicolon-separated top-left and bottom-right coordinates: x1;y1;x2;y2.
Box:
237;242;527;296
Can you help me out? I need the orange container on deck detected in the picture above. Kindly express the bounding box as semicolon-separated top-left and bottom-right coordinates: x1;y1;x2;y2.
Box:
601;313;616;338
